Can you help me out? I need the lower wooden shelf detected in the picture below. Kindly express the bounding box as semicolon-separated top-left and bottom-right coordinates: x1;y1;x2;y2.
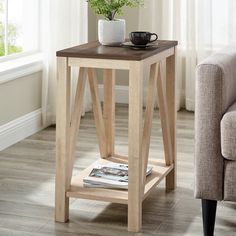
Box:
66;156;173;205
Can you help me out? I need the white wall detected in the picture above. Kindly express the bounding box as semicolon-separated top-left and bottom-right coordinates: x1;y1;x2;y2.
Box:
0;72;42;126
0;71;43;150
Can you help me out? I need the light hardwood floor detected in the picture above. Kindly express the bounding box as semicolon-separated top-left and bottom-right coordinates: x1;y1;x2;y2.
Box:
0;106;235;236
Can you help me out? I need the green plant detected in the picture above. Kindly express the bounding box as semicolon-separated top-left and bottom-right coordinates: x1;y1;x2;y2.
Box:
0;2;22;57
87;0;143;20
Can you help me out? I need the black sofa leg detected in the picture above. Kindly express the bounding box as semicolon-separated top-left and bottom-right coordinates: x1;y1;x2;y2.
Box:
202;199;217;236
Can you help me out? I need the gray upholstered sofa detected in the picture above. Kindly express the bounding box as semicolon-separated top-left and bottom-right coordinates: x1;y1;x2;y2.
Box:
195;45;236;236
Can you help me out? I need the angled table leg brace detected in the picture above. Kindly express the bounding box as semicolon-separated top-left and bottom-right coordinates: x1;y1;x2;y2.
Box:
55;41;177;232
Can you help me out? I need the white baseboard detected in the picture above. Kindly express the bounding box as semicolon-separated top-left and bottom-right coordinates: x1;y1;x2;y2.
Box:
98;84;129;104
0;109;44;151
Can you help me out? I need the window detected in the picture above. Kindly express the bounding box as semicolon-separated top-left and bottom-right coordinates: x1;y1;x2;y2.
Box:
0;0;40;60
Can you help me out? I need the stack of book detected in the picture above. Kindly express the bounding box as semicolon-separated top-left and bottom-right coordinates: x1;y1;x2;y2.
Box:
83;163;153;190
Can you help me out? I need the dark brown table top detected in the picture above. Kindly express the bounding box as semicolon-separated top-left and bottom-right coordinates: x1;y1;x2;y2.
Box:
56;40;178;61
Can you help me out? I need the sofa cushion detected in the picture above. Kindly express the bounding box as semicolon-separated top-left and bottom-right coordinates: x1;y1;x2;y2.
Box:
221;102;236;160
224;160;236;201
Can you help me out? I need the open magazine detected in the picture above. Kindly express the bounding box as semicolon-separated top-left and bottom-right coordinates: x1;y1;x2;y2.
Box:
83;163;153;189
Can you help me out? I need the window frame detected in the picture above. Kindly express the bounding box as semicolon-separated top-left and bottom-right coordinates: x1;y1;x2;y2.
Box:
0;0;41;62
0;0;42;83
0;52;43;84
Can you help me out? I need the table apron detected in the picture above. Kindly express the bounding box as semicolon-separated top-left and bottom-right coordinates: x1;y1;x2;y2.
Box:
68;57;132;70
143;48;174;67
67;47;174;70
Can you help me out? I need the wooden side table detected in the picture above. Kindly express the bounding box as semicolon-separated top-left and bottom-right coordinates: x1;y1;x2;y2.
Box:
55;40;178;232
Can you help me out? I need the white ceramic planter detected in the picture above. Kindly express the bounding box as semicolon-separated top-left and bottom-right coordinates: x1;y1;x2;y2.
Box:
98;19;126;46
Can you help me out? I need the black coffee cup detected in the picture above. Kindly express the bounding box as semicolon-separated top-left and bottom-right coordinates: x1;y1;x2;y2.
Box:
129;31;158;45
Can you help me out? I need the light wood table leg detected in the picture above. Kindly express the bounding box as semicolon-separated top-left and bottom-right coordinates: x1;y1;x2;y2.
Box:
103;69;116;157
67;67;87;186
156;63;173;166
142;63;158;187
55;57;71;222
128;61;143;232
165;50;176;191
87;68;107;158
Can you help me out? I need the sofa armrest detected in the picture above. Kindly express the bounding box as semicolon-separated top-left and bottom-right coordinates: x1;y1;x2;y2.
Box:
195;64;224;200
195;46;236;200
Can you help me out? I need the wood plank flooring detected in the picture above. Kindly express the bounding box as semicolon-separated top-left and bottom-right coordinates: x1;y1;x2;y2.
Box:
0;105;235;235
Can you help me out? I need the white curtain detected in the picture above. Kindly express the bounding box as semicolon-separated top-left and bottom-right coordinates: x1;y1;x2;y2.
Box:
40;0;88;125
139;0;236;111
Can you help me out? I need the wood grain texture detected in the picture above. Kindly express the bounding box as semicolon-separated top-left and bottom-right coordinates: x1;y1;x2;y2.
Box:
87;68;107;158
56;40;178;61
142;63;158;189
103;69;116;157
56;43;177;232
1;108;235;235
69;57;131;70
66;156;172;205
55;57;71;222
67;67;87;186
143;48;174;68
165;51;177;191
156;63;173;166
128;61;143;232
